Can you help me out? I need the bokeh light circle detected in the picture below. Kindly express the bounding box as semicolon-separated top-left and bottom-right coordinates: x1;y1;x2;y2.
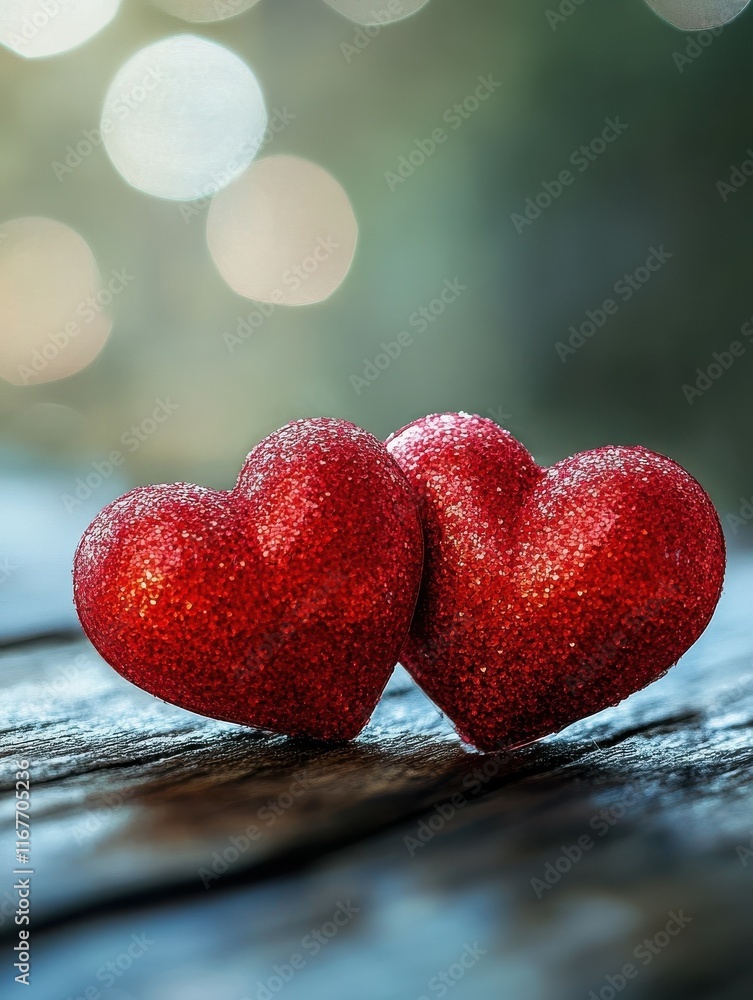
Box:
644;0;750;29
101;35;268;202
0;0;119;59
322;0;431;26
0;217;112;387
206;155;359;307
151;0;261;22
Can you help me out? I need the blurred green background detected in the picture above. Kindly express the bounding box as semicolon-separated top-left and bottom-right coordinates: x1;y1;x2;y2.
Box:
1;0;752;538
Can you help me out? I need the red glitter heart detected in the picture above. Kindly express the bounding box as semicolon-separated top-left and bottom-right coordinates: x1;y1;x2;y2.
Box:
387;413;726;751
73;418;423;740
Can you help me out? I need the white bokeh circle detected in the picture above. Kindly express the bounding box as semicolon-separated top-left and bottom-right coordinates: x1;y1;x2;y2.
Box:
322;0;431;26
101;35;268;202
151;0;261;22
206;155;359;306
0;0;119;59
644;0;750;29
0;217;112;387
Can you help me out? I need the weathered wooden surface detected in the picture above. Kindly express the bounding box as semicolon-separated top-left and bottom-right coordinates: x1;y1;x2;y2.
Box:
1;553;752;1000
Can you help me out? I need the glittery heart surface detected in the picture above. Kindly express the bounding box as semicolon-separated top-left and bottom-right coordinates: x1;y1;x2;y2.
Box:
74;418;423;740
387;413;726;751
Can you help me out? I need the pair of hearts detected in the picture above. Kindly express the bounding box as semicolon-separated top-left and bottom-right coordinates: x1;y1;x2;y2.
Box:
73;413;725;751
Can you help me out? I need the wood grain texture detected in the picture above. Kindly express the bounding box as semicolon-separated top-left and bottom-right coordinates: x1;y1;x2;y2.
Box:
1;557;752;1000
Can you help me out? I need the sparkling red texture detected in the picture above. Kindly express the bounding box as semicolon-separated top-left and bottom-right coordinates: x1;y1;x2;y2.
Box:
73;418;423;741
386;412;726;752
